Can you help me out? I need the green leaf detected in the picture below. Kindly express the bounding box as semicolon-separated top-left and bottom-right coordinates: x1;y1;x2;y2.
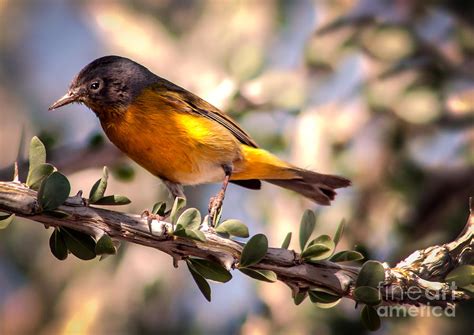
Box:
299;209;316;250
152;202;167;216
186;260;211;302
38;172;71;211
360;305;381;331
445;265;474;288
92;195;131;206
173;228;206;242
239;268;277;283
330;250;364;262
301;244;331;261
309;289;341;304
188;258;232;283
112;163;135;181
239;234;268;268
314;300;341;309
333;219;345;246
49;228;68;260
170;197;186;225
0;214;15;229
26;163;55;190
176;208;201;230
293;291;307;305
215;219;249;238
61;227;96;260
89;166;108;203
356;261;385;288
281;232;292;249
353;286;382;305
307;235;335;257
100;240;121;261
27;136;46;185
95;234;117;255
308;234;332;246
88;133;104;148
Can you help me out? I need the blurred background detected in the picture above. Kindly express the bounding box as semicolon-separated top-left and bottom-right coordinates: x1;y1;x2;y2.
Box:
0;0;473;334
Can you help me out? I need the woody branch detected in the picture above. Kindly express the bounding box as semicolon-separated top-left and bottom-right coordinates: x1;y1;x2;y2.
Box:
0;181;472;307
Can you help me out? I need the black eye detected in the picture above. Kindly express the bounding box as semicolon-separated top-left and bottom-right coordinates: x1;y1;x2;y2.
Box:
90;81;100;90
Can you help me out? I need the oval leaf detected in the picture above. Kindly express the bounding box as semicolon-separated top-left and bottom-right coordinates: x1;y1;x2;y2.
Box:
215;219;249;238
361;305;381;331
89;166;108;203
293;291;307;305
240;234;268;268
354;286;382;306
112;163;135;181
61;227;96;260
27;136;46;184
173;228;206;242
152;202;167;216
307;235;335;256
308;234;333;246
188;258;232;283
239;268;277;283
356;260;385;288
95;234;117;255
309;290;341;304
0;214;15;230
281;232;292;249
38;172;71;211
299;209;316;250
92;195;131;206
301;243;331;261
314;300;341;309
170;197;186;225
49;228;68;260
176;208;201;230
99;239;121;261
26;163;55;190
334;219;345;246
186;260;211;302
330;250;364;262
445;265;474;288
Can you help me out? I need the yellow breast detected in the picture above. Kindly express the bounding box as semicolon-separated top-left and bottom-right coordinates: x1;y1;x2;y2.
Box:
100;96;242;184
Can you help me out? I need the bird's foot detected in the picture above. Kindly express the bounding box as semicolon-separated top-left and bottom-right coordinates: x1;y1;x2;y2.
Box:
141;209;168;221
141;209;169;235
208;191;225;227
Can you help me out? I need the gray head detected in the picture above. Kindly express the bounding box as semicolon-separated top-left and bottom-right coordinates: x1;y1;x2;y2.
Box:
49;55;157;117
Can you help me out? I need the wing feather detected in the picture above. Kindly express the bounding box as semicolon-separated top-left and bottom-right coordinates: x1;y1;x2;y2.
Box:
151;80;258;148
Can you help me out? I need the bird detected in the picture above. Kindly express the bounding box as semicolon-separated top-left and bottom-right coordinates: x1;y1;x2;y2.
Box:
49;55;350;222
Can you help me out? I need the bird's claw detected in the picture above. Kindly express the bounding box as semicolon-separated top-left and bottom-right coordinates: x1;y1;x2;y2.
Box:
208;192;225;227
141;209;169;235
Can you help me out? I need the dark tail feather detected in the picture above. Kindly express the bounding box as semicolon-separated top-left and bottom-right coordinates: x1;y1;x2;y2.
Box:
265;169;351;205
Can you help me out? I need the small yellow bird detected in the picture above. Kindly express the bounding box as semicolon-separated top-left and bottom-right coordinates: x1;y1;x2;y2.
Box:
49;56;350;219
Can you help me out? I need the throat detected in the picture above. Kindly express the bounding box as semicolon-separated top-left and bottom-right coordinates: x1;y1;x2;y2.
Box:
91;104;127;123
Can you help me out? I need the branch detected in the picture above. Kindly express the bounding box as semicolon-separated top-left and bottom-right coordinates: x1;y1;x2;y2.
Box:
0;181;472;307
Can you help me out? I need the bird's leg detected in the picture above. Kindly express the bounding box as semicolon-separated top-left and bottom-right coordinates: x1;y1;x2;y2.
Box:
162;179;186;200
208;164;232;227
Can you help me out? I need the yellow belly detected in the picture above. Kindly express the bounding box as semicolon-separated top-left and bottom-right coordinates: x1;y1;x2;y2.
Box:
102;107;242;184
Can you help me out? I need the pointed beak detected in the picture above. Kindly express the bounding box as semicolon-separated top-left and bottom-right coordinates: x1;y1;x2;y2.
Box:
48;90;80;110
